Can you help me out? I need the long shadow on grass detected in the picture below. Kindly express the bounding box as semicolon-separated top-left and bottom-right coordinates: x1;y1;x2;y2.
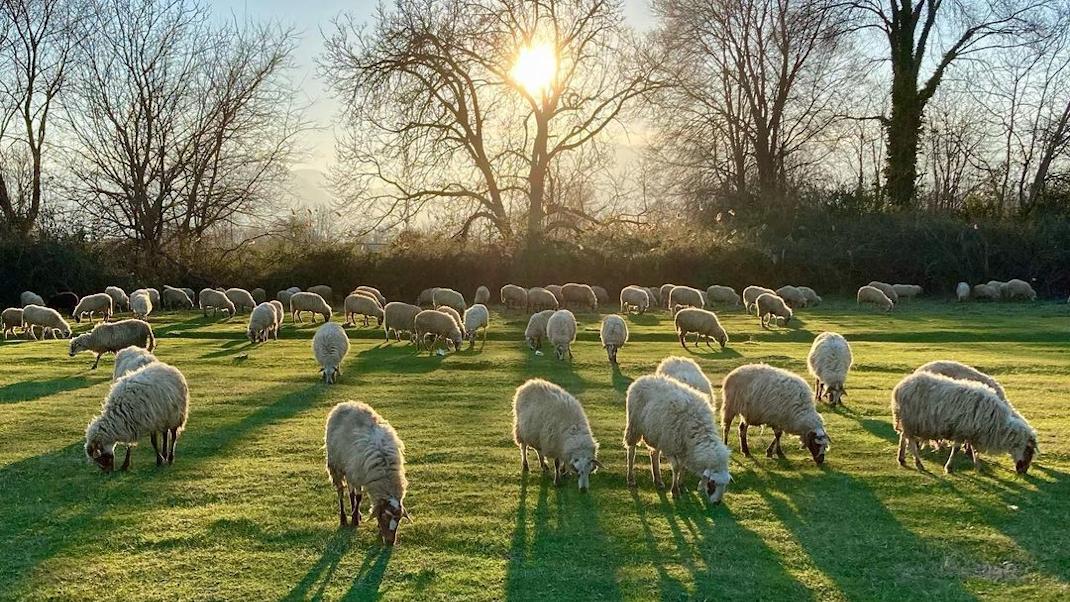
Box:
199;338;256;359
282;530;354;601
0;375;101;404
348;343;445;376
342;547;392;600
521;347;588;396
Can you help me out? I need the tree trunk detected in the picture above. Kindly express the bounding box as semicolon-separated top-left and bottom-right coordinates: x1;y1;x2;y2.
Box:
885;67;924;210
526;112;550;242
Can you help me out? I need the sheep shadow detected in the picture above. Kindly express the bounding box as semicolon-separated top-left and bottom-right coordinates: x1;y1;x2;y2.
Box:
348;343;446;376
681;344;743;359
520;347;588;395
626;313;660;326
0;375;100;404
610;364;633;394
342;547;393;600
282;530;354;601
834;406;900;445
199;338;256;359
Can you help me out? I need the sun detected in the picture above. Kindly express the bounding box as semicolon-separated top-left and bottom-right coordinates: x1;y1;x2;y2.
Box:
510;43;556;96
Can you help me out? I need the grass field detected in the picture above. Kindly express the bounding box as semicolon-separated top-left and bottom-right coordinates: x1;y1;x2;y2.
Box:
1;299;1069;600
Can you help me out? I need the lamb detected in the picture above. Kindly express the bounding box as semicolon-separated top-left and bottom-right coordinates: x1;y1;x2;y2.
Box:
417;287;440;307
656;356;714;406
2;307;24;339
112;347;157;381
546;309;577;361
162;286;194;310
463;304;489;346
47;292;79;317
344;294;385;327
432;287;467;314
353;286;386;306
524;309;555;351
312;322;350;384
624;375;732;503
674;307;728;349
755;293;793;328
797;286;822;307
247;302;278;342
69;318;156;369
545;284;565;305
591;286;610;307
620;285;650;314
199;288;236;317
892;284;923;301
72;293;113;324
269;300;284;337
892;371;1037;474
721;364;830;464
527;287;558;311
501;284;529;310
414;309;463;352
807;332;853;406
130;291;153;319
599;314;628;364
706;285;741;307
383;302;421;342
85;361;188;472
105;286;129;312
290;291;332;324
971;283;1001;300
1000;279;1037;301
669;286;704;312
857;285;893;311
474;285;491;305
867;281;899;304
22;304;71;339
775;285;807;309
512;379;601;490
956;282;970;302
251;288;267;304
324;401;410;543
742;286;776;312
225;288;257;313
659;284;677;309
308;285;334;302
20;291;44;307
561;283;598;312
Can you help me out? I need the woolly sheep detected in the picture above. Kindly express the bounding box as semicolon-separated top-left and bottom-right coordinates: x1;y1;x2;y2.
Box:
706;285;741;307
775;285;807;309
247;303;278;342
344;294;385;327
1000;279;1036;301
69;318;156;369
807;332;853;406
545;284;565;305
972;283;1001;300
2;307;24;339
250;288;266;304
383;302;421;342
524;309;555;351
73;293;113;324
324;401;410;542
112;347;157;381
435;305;463;334
646;287;661;307
290;292;332;324
181;288;196;304
199;288;235;317
857;285;893;311
286;286;302;295
130;291;153;319
225;288;257;313
432;288;466;314
620;285;650;314
742;286;775;312
277;289;296;307
797;286;822;306
145;288;161;308
915;360;1006;401
269;300;284;337
892;371;1037;474
892;284;923;301
85;361;188;472
22;304;71;339
414;309;464;352
562;283;598;312
867;281;899;304
674;307;728;349
986;280;1007;292
669;286;704;312
591;285;610;307
659;284;676;309
162;286;194;310
755;293;793;328
463;304;489;346
527;287;558;311
501;284;529;309
956;282;970;302
353;286;387;306
312;322;349;384
105;286;129;312
624;374;732;503
308;285;334;302
513;379;601;490
546;309;577;361
474;285;490;305
656;356;714;406
599;314;628;364
721;364;830;464
417;287;440;307
47;292;79;316
20;291;44;307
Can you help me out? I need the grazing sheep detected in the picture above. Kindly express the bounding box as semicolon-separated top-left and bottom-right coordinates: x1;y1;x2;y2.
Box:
85;361;188;472
562;283;598;312
656;356;714;406
797;286;822;307
247;303;278;342
145;288;161;308
20;291;44;307
112;347;157;381
268;300;284;338
742;286;776;312
755;293;793;328
22;304;71;339
775;286;807;309
892;371;1037;474
312;322;349;384
47;292;79;317
105;286;130;312
162;286;194;310
915;360;1006;401
527;287;559;312
286;286;302;294
706;285;741;307
383;302;421;343
73;293;113;324
474;286;491;305
591;286;610;307
659;284;677;309
277;289;296;307
624;375;732;503
857;285;893;311
1000;279;1037;301
674;307;728;349
501;284;529;310
867;281;899;304
546;309;577;361
324;401;410;543
199;288;236;318
69;319;156;369
986;280;1007;293
290;292;332;324
599;314;628;364
620;285;650;314
807;332;853;406
344;294;385;327
414;309;463;352
432;288;467;315
892;284;923;301
513;379;601;490
353;286;386;306
308;285;334;303
645;287;661;307
972;283;1001;301
545;285;565;306
225;288;256;313
417;287;440;307
524;309;555;351
251;288;267;304
669;286;704;312
721;364;830;464
181;288;196;304
463;304;489;346
435;304;462;332
2;307;24;339
130;291;153;319
956;282;970;302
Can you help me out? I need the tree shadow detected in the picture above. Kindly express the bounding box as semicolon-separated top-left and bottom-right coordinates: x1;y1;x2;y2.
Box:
0;375;101;404
627;313;660;326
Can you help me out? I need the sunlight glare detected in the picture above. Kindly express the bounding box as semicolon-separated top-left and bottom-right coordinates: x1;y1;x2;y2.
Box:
511;43;556;96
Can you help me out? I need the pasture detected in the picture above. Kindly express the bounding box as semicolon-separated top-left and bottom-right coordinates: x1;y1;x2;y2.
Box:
1;300;1068;600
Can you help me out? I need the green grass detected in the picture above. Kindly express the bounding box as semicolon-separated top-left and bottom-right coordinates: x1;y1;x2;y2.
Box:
1;299;1069;600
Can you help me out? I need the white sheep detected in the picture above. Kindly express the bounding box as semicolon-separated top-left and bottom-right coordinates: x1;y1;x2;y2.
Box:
956;282;970;302
1000;279;1037;301
463;304;489;346
867;281;899;304
857;285;893;311
130;290;153;319
308;285;334;302
721;364;830;464
436;305;463;333
2;307;24;339
199;288;235;318
73;293;113;324
277;289;296;307
915;360;1006;401
21;304;71;339
599;314;628;364
562;283;598;312
268;300;284;338
344;294;385;328
112;347;157;381
225;287;257;313
20;291;44;307
659;284;677;309
432;288;466;314
524;309;555;351
512;379;601;490
624;374;732;503
162;286;193;310
312;322;349;384
247;303;278;342
797;286;822;307
383;302;421;342
501;284;528;309
546;309;577;361
669;286;704;312
656;356;714;406
414;309;463;352
105;286;129;312
251;287;267;304
972;283;1001;301
620;285;650;314
181;288;196;304
324;401;410;543
290;292;332;324
474;286;490;305
774;286;807;309
353;286;386;306
892;284;923;301
69;318;156;369
755;293;793;328
592;286;610;307
527;287;559;312
706;285;741;307
807;332;853;406
85;361;188;471
674;307;728;349
742;285;775;312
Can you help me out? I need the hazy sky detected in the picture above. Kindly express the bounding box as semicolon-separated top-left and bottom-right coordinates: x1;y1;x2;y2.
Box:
211;0;655;172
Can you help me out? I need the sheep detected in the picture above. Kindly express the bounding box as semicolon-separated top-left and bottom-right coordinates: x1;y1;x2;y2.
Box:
247;303;278;342
721;364;830;464
659;284;677;309
592;286;610;307
599;314;628;364
353;286;386;306
915;360;1006;401
162;286;194;310
463;304;489;346
69;318;156;369
344;294;384;328
775;285;807;309
501;284;529;310
956;282;970;302
251;287;267;304
755;293;793;328
130;291;153;319
742;286;776;312
290;292;332;324
2;307;24;339
867;281;899;304
807;332;853;406
524;309;555;351
20;291;44;307
112;347;156;381
474;286;490;305
312;322;349;384
432;287;466;314
72;293;113;324
308;285;334;302
269;300;284;338
656;356;714;406
181;288;196;304
324;401;410;542
674;307;728;349
383;302;421;342
857;285;893;311
669;286;704;312
417;287;440;307
561;283;598;312
986;280;1007;292
706;285;741;307
144;288;161;308
47;292;79;317
1000;279;1037;301
972;283;1001;301
892;371;1037;474
434;304;462;330
22;304;71;339
225;288;257;313
286;286;302;295
624;374;732;503
85;361;188;472
546;309;577;361
646;287;662;308
105;286;129;312
545;284;565;305
797;286;822;307
512;379;601;490
620;285;650;314
414;309;463;352
892;284;923;301
277;289;296;307
527;287;558;312
199;288;235;318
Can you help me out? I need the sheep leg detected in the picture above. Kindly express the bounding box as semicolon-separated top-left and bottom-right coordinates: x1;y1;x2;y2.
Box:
167;427;178;464
521;445;530;472
626;445;637;487
670;458;684;499
739;423;751;457
337;488;348;526
966;444;979;467
722;413;734;444
120;446;132;471
908;437;924;471
350;488;362;526
897;433;908;466
535;449;548;472
815;380;824;399
91;353;102;370
944;444;958;474
766;430;785;458
650;449;665;489
553;459;562;486
677;331;687;349
162;430;171;463
151;432;164;466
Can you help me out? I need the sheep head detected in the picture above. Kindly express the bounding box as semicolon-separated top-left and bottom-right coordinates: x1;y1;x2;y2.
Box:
373;497;410;545
700;468;731;504
802;430;830;465
85;440;116;472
